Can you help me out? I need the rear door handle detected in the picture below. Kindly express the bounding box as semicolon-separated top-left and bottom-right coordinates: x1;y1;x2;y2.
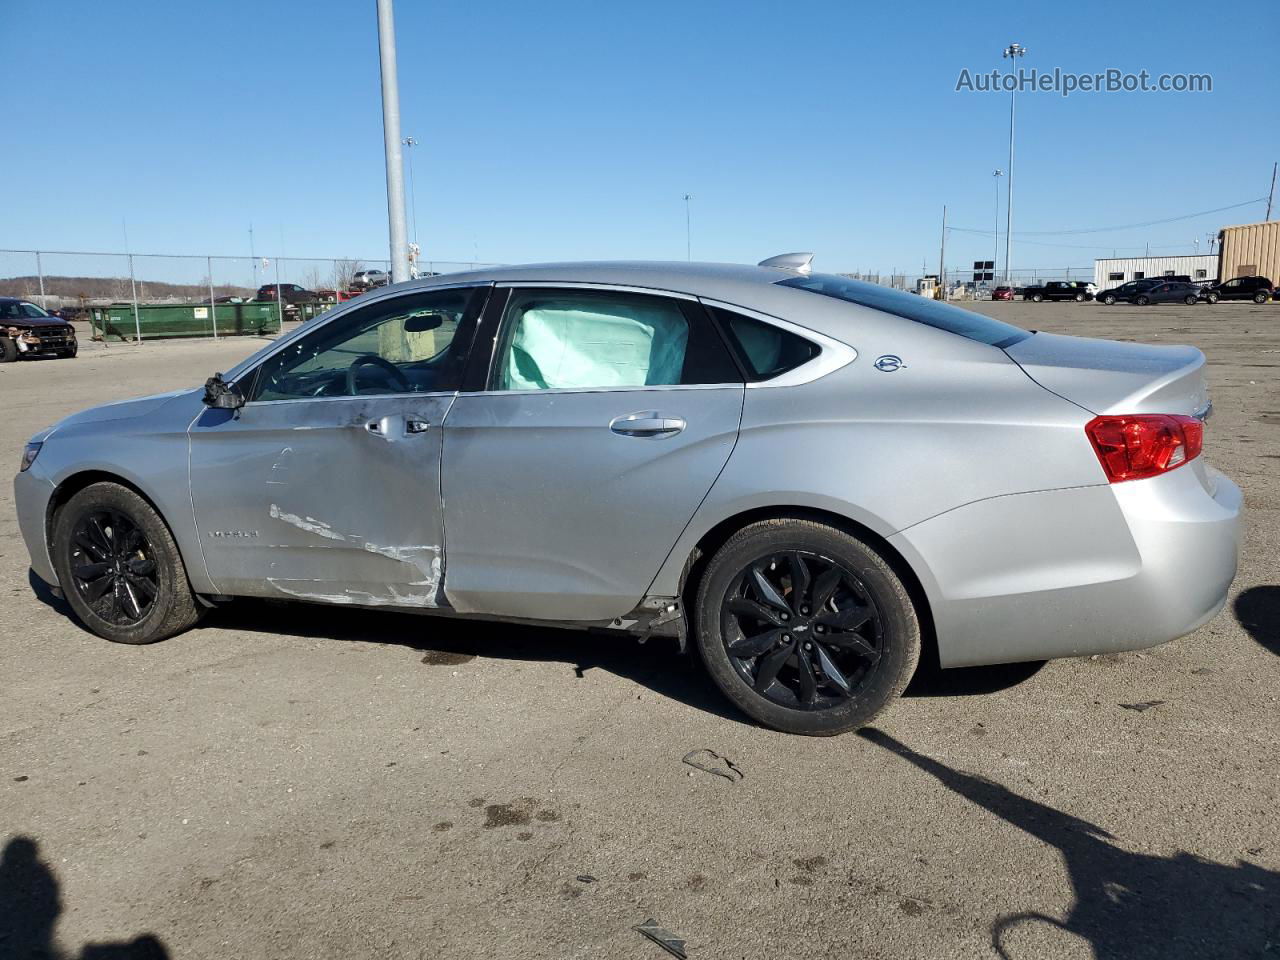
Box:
609;412;686;438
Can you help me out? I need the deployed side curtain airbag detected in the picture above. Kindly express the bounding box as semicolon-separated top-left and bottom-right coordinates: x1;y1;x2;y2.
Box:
501;298;689;390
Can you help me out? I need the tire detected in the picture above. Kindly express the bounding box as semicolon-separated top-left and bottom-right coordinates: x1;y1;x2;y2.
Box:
58;344;78;359
1135;296;1150;305
1206;292;1220;304
1101;295;1116;305
1030;293;1043;303
694;518;921;736
1074;293;1085;302
1184;295;1198;305
51;482;203;644
0;337;17;363
1254;292;1268;304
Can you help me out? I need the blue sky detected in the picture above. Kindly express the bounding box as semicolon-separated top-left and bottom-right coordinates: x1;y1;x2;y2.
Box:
3;0;1277;278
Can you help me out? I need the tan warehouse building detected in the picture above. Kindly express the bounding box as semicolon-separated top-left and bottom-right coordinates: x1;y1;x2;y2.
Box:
1218;220;1280;282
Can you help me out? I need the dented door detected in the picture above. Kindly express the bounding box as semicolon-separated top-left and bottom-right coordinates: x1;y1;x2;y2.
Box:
189;395;453;605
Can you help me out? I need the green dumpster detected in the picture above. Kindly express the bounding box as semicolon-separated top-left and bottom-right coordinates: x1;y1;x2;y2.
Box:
90;302;281;341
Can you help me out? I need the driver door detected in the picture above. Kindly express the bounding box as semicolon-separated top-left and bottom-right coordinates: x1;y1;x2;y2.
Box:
188;285;489;606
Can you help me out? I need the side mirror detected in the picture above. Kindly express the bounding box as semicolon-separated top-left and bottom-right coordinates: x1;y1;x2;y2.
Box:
203;374;245;410
404;312;444;333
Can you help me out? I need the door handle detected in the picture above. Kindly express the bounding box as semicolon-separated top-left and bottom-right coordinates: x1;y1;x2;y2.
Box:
609;412;686;438
405;419;430;434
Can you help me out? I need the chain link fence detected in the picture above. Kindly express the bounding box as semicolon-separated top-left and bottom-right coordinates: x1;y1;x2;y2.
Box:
0;248;497;341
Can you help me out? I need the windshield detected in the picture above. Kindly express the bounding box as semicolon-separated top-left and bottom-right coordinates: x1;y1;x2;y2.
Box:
0;301;50;320
777;273;1031;349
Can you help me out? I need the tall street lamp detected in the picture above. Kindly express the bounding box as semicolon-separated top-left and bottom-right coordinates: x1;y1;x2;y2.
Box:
682;194;693;260
402;136;419;245
1002;42;1026;285
992;169;1003;283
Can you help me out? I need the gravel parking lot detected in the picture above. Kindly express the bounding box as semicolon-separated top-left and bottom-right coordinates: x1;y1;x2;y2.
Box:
2;301;1277;959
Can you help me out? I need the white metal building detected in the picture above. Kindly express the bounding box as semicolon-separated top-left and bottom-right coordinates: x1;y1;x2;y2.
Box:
1094;255;1218;288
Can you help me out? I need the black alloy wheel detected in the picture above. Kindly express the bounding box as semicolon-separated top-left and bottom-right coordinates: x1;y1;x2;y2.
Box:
721;551;882;710
69;509;159;625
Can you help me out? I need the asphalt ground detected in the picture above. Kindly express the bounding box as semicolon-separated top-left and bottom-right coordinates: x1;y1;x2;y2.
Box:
1;300;1277;959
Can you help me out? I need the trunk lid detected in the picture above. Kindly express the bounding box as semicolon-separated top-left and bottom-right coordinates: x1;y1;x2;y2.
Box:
1003;331;1209;416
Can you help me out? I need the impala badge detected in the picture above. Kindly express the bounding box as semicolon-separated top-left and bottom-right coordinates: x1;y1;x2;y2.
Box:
874;355;906;372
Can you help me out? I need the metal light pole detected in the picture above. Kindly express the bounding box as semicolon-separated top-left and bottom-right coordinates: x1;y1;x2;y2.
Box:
992;169;1003;282
376;0;410;283
402;136;419;244
682;194;693;260
1002;43;1026;285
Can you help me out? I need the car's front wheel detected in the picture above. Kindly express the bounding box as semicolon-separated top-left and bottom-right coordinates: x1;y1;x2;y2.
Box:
0;337;17;363
1074;292;1086;302
1184;295;1198;305
1254;292;1269;304
1206;292;1220;304
694;519;920;736
52;482;203;644
1135;295;1150;305
1101;294;1116;305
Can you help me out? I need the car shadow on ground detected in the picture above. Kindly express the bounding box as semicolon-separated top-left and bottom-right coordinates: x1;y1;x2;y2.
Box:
1234;585;1280;656
0;835;170;959
861;728;1280;959
197;597;1046;724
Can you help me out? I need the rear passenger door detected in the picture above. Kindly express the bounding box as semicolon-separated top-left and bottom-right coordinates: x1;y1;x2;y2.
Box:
440;285;745;621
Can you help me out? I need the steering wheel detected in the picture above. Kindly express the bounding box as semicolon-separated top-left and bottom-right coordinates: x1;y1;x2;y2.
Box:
346;355;410;395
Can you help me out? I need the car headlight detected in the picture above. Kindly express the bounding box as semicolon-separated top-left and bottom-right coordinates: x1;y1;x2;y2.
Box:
20;441;41;472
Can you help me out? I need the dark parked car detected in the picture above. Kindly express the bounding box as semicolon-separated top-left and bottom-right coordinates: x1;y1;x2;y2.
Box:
1095;279;1164;305
0;298;78;361
1022;281;1094;302
992;286;1014;301
1129;282;1203;306
255;283;318;305
1202;276;1274;304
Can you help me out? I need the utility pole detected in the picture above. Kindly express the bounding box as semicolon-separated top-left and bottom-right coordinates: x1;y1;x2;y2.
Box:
1002;42;1026;285
376;0;410;283
682;194;693;260
938;205;947;300
1267;161;1277;221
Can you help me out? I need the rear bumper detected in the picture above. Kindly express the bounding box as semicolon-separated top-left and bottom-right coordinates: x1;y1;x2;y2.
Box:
14;466;58;587
890;462;1241;668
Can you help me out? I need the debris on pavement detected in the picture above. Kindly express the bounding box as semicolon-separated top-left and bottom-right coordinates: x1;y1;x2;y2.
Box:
576;874;597;883
633;918;688;959
682;749;743;782
1119;700;1167;713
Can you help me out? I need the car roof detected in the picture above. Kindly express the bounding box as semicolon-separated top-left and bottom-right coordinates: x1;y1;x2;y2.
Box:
405;260;797;305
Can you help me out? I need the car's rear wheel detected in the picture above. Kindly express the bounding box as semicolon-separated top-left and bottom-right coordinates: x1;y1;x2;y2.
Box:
1074;292;1085;302
1101;294;1116;305
694;519;920;736
1184;295;1198;305
1135;295;1150;305
52;482;203;644
1254;292;1268;304
0;337;17;363
1030;293;1043;302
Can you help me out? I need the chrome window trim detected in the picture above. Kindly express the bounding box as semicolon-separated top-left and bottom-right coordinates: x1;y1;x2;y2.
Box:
493;280;698;301
222;281;492;388
696;297;858;388
460;384;743;399
242;390;459;408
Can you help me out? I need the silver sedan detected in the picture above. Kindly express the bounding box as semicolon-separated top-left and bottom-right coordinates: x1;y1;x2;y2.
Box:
13;255;1240;735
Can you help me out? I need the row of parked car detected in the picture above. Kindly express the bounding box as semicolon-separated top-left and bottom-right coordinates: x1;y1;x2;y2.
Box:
991;276;1276;306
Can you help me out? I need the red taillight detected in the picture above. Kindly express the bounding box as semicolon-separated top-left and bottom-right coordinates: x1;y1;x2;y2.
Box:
1085;414;1203;483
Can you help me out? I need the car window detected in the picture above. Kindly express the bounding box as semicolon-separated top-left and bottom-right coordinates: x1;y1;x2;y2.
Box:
491;290;739;391
778;273;1030;349
709;307;819;382
249;288;481;401
0;301;50;319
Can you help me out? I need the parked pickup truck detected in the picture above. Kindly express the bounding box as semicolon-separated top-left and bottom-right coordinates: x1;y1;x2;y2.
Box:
1021;281;1094;302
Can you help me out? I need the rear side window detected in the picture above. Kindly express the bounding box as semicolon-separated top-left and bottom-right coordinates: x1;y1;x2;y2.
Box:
778;274;1030;348
710;307;819;381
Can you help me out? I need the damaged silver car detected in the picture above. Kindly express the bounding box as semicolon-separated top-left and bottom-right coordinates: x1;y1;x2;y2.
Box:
13;256;1241;735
